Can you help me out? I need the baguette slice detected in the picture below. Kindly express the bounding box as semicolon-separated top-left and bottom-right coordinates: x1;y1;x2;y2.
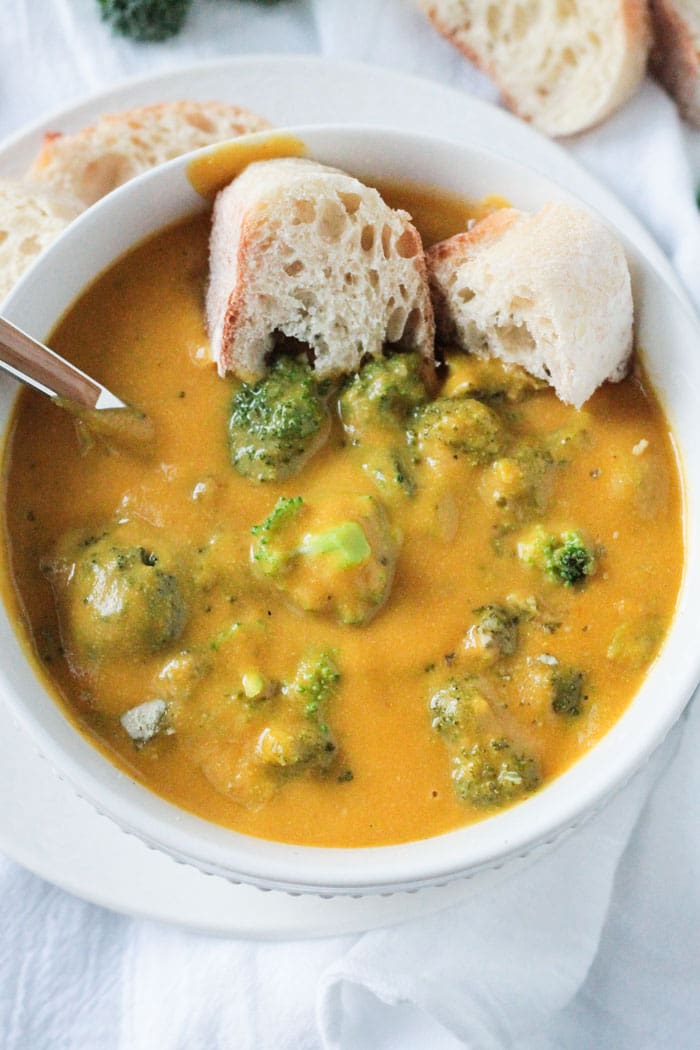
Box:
28;100;271;207
650;0;700;125
0;180;83;304
426;202;633;408
419;0;651;136
207;158;435;381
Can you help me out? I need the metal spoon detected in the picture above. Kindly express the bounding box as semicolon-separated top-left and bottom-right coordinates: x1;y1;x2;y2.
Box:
0;315;126;410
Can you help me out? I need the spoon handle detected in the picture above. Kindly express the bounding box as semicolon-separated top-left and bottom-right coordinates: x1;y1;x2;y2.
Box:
0;316;125;410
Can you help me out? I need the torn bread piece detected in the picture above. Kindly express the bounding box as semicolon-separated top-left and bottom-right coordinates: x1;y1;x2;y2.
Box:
0;179;83;304
206;157;435;381
426;202;633;409
419;0;651;136
28;100;271;207
650;0;700;126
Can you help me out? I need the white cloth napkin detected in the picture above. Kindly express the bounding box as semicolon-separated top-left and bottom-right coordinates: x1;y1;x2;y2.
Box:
1;2;699;1048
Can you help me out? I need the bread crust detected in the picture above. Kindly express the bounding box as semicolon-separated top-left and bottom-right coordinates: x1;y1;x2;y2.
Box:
650;0;700;125
419;0;651;136
28;100;271;206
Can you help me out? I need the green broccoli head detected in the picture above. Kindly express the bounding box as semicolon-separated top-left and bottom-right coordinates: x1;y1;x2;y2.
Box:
339;352;429;440
44;529;188;666
518;526;597;587
256;650;341;771
452;739;540;807
551;667;586;716
228;357;330;482
468;604;520;659
412;396;504;464
250;493;398;625
98;0;192;41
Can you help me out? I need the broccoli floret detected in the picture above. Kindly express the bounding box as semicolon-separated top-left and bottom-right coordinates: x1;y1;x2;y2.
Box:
452;739;541;807
339;352;428;440
547;531;596;586
45;530;188;665
429;679;476;737
468;604;520;659
97;0;192;41
442;355;547;402
412;396;504;464
257;651;340;770
228;357;330;482
518;526;597;586
250;495;304;576
551;668;586;716
250;493;398;625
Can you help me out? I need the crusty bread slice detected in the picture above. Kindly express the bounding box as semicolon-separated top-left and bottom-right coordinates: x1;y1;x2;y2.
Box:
426;202;633;408
650;0;700;125
0;179;83;304
419;0;651;136
28;101;271;207
207;157;435;381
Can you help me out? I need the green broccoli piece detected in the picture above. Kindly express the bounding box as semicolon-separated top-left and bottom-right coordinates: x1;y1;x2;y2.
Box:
46;531;188;664
228;357;330;482
250;493;398;625
518;526;597;586
250;495;304;576
470;604;520;658
339;352;428;440
412;396;504;464
452;739;540;807
97;0;192;41
429;679;477;737
257;651;340;770
551;667;586;716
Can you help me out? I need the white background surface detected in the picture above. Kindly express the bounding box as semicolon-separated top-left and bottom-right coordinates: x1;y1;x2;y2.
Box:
1;2;700;1048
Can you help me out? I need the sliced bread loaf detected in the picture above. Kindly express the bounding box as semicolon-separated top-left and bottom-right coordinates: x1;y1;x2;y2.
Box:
419;0;651;136
28;100;271;207
0;180;82;304
650;0;700;125
207;157;435;381
426;202;633;408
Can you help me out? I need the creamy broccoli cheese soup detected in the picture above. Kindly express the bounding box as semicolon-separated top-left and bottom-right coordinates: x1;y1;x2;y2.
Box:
0;189;683;847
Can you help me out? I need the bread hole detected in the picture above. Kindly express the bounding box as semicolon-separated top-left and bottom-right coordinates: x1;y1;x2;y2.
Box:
0;231;8;246
185;112;216;133
458;286;475;303
487;4;500;33
361;225;375;252
386;306;407;343
402;308;422;344
338;192;362;215
368;269;379;290
317;198;346;242
284;260;304;277
323;267;332;279
81;154;129;202
399;283;408;300
20;235;40;256
510;295;532;310
344;272;356;286
381;225;392;259
495;323;535;355
556;0;577;17
294;289;317;310
512;3;538;40
562;47;578;67
587;30;600;46
396;229;419;259
292;199;316;225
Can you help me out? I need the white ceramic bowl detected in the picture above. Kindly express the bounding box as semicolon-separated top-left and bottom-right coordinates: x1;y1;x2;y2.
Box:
2;126;700;896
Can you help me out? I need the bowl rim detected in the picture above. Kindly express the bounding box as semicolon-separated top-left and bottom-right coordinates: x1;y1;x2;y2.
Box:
2;123;700;895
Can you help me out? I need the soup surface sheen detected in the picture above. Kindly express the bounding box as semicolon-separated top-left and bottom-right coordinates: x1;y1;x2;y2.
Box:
1;187;683;847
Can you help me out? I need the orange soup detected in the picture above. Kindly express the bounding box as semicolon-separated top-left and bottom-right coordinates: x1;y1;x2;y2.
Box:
0;190;683;847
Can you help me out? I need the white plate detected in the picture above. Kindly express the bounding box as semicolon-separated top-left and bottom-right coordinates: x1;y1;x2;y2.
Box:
0;55;686;937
